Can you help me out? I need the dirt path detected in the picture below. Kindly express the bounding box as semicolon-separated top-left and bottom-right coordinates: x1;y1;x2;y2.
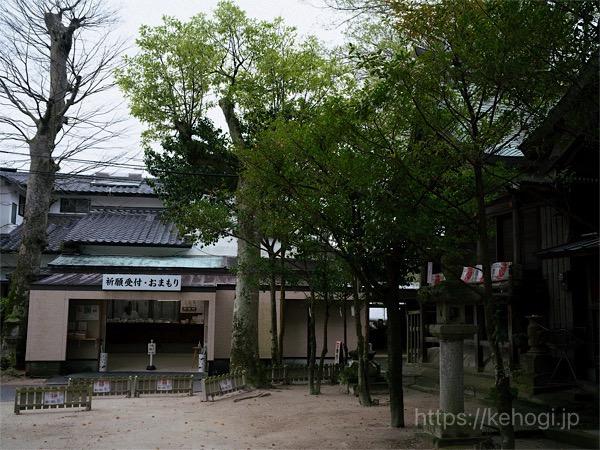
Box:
0;375;574;449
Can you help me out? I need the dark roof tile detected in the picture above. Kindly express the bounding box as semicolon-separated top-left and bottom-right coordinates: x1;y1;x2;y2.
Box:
1;214;82;252
0;170;157;196
64;209;189;247
1;210;190;252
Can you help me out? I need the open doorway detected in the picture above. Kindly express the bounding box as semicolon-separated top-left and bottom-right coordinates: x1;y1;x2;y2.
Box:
369;305;387;352
103;299;204;372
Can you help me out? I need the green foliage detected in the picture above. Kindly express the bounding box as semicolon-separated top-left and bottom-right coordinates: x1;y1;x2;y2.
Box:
338;361;380;384
241;93;429;291
356;0;599;262
1;294;24;326
0;297;9;320
144;118;238;245
116;0;345;247
115;13;220;143
0;356;11;371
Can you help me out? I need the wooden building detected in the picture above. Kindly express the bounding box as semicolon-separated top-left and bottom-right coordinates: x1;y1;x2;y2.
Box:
1;170;358;376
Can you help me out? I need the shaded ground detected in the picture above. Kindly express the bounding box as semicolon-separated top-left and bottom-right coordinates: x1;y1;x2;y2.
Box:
2;370;593;449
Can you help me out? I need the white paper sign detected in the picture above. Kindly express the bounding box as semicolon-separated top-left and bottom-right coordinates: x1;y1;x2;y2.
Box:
93;380;111;393
219;379;233;391
44;391;65;405
156;379;173;391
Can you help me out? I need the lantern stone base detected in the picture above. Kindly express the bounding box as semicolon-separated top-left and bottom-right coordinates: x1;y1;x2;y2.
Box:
514;350;553;394
423;411;483;448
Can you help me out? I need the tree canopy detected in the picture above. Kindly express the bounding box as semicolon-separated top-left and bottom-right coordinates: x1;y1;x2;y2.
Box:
115;0;351;386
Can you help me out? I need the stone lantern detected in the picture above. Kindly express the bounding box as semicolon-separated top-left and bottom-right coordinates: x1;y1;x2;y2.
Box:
419;254;481;446
514;315;552;394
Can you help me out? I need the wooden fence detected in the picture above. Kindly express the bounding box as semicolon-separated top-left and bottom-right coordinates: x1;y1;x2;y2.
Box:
14;385;92;414
265;364;342;384
68;376;133;397
133;374;194;397
406;311;421;363
200;371;246;402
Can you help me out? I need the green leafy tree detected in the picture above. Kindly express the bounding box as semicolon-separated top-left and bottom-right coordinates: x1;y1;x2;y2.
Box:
240;92;442;425
353;0;599;446
115;0;346;386
287;240;353;395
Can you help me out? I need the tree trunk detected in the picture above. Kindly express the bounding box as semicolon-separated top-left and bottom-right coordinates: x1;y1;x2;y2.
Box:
268;250;279;364
277;249;286;365
342;294;348;365
220;97;267;387
5;145;58;368
229;215;267;387
474;161;515;449
316;294;330;393
352;278;372;406
308;292;317;394
4;8;78;369
385;295;405;427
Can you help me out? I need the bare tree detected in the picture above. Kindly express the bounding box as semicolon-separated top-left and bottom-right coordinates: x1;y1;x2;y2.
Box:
0;0;126;367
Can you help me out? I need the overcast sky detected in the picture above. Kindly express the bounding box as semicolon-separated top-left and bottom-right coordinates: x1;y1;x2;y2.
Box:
94;0;349;176
117;0;346;44
1;1;349;175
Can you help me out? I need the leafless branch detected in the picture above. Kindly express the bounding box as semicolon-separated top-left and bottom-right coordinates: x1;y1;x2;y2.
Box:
0;0;130;170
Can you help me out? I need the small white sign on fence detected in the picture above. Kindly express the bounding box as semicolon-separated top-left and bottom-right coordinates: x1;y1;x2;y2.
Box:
156;379;173;391
93;380;111;393
43;391;65;405
219;379;233;391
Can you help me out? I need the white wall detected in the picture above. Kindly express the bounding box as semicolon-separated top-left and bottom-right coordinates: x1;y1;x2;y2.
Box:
0;180;23;233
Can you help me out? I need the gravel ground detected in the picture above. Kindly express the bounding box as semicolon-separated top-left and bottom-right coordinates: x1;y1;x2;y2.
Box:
0;373;585;449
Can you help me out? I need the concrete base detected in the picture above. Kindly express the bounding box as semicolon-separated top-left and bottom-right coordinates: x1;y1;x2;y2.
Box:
515;351;554;394
423;411;483;448
520;350;552;374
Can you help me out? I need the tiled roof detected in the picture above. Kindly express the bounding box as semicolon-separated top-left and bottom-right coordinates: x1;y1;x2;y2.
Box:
0;169;28;189
53;173;156;196
64;209;189;247
535;234;599;259
0;170;157;196
1;209;190;252
49;255;233;270
1;214;82;252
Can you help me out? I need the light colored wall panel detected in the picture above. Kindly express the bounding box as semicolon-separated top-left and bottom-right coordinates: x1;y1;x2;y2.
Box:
258;292;272;359
282;298;358;360
26;291;69;361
